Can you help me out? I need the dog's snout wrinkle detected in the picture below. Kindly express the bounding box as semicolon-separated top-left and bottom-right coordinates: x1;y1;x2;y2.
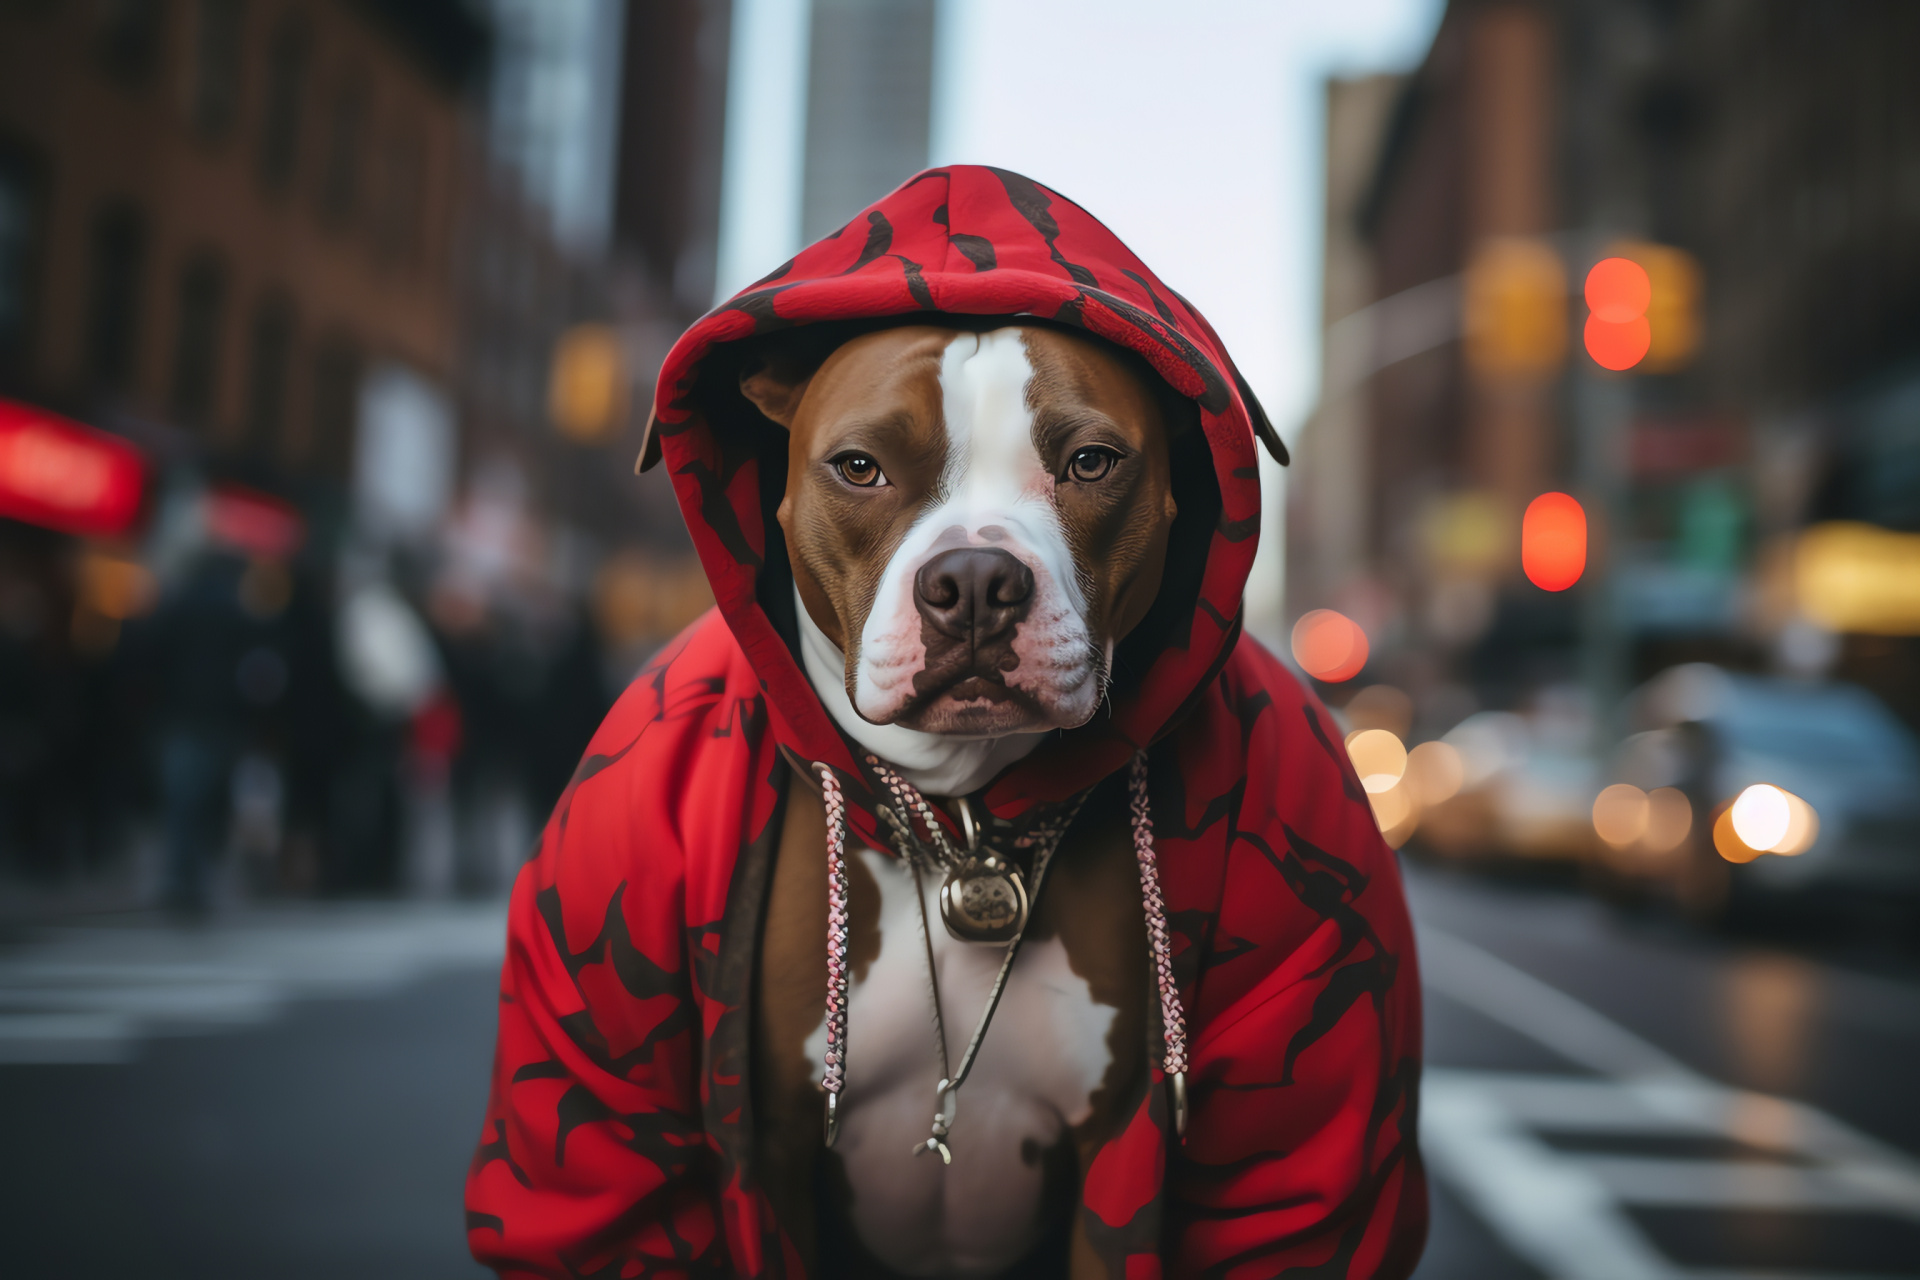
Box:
914;547;1034;644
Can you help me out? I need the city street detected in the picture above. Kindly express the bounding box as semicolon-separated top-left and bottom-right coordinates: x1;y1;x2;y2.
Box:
1410;861;1920;1280
2;866;1917;1278
0;903;503;1280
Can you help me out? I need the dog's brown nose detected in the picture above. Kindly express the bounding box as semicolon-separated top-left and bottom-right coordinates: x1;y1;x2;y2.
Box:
914;548;1034;643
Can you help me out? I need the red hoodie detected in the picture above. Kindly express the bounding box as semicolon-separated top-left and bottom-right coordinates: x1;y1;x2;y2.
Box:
466;166;1426;1279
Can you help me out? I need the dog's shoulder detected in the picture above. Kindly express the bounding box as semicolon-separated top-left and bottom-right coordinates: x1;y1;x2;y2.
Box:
593;605;764;753
530;607;770;908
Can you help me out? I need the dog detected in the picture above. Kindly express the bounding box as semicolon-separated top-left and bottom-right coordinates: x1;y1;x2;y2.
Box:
466;165;1425;1280
746;322;1177;1275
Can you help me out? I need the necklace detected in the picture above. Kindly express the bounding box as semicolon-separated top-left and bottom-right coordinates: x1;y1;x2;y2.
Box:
813;753;1188;1156
868;759;1086;1162
871;762;1033;943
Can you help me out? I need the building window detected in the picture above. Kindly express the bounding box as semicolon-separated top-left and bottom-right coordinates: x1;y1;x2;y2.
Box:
83;201;149;393
0;147;43;363
169;253;227;429
243;293;296;453
310;333;362;478
257;17;311;194
95;0;164;88
189;0;245;141
374;128;426;268
318;70;369;228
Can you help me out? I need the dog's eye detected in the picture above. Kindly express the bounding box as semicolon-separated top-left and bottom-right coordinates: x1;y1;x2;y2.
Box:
832;453;886;488
1066;446;1120;483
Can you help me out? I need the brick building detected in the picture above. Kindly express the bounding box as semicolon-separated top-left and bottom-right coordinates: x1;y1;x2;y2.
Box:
0;0;484;485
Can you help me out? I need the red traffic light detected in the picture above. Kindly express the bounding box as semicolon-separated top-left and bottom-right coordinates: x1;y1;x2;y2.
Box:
1522;492;1587;591
1584;257;1652;371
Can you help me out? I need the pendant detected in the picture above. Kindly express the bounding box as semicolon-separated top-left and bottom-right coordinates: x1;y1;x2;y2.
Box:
939;854;1028;943
912;1078;959;1163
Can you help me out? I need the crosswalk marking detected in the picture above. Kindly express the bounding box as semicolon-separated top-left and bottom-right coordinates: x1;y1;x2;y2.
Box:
1421;927;1920;1280
0;902;506;1064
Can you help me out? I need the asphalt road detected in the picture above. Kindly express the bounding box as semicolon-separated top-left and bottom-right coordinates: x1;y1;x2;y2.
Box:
1;866;1915;1279
1408;859;1920;1280
0;904;502;1280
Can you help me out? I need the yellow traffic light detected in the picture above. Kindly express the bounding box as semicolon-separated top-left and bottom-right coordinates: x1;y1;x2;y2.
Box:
1463;237;1567;382
549;324;628;443
1610;240;1702;373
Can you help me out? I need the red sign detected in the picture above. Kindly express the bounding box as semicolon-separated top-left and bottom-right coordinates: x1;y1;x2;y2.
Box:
0;400;145;537
1630;414;1744;477
205;483;305;559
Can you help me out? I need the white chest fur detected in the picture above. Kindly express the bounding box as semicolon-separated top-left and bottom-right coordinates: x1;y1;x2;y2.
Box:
805;844;1115;1276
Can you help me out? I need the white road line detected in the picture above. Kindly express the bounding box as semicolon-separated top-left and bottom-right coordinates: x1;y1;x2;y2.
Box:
1419;926;1920;1280
1420;927;1695;1082
0;1013;141;1064
1580;1156;1906;1212
0;902;505;1064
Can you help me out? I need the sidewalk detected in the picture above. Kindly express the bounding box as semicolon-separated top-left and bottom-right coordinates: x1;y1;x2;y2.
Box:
0;899;506;1064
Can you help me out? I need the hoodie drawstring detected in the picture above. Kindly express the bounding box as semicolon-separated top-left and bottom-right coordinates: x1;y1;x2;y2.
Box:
817;763;850;1147
814;751;1189;1148
1130;751;1189;1136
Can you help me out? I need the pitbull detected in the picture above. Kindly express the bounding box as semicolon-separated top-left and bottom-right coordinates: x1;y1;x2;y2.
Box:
740;322;1183;1277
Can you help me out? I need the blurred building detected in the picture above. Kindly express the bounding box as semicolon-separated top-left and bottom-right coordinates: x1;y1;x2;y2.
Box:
711;0;934;298
613;0;733;321
0;0;488;899
0;1;738;905
799;0;935;242
1292;0;1920;731
0;0;482;486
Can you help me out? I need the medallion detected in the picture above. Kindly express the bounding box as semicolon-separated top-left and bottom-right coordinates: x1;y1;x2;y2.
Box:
939;854;1028;943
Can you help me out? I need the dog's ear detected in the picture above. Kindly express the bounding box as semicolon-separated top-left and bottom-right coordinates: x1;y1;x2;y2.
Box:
740;351;816;429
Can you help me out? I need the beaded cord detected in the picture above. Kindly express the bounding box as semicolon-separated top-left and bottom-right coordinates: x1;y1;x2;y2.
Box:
817;763;850;1145
1130;752;1188;1133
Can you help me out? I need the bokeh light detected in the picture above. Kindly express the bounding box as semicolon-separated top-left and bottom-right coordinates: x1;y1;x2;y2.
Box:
1644;787;1693;853
1368;779;1414;844
1712;806;1762;864
1584;314;1652;371
1585;256;1651;321
1344;683;1414;737
1346;729;1408;793
1584;257;1653;371
1730;784;1791;851
1291;609;1369;682
1592;783;1650;847
1772;791;1819;856
1405;740;1464;807
1521;492;1587;591
1794;520;1920;636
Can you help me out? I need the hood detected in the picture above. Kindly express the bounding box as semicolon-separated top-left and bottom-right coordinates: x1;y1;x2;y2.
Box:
646;165;1283;826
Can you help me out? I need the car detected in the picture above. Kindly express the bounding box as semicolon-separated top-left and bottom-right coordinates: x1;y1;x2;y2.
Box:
1414;699;1603;864
1589;664;1920;922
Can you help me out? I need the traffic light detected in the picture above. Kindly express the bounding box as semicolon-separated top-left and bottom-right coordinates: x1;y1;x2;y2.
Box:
1583;257;1651;371
1463;237;1568;382
1522;491;1587;591
1582;242;1702;373
549;323;628;443
1631;241;1702;372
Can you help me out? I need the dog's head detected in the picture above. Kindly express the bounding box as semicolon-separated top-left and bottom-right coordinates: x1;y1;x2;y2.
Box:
745;323;1181;737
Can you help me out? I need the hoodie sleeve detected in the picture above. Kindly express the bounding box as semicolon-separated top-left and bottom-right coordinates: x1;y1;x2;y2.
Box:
465;642;731;1277
1165;648;1427;1279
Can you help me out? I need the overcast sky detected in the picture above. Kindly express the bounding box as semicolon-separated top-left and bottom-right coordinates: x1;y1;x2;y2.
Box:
933;0;1440;436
